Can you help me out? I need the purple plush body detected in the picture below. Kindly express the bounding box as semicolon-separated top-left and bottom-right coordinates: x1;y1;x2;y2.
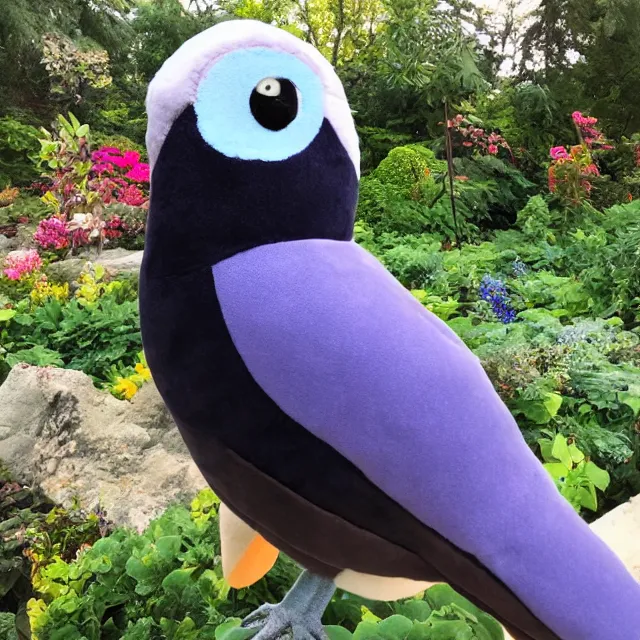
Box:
213;238;640;640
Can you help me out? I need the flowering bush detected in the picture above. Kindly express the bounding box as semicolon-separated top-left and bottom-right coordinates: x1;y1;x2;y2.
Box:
107;352;152;400
34;217;70;251
30;278;70;306
572;112;613;152
548;144;600;205
448;114;514;161
34;114;149;254
479;275;517;324
90;147;149;207
2;250;42;281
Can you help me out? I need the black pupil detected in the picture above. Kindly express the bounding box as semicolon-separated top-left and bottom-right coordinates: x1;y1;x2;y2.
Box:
250;78;298;132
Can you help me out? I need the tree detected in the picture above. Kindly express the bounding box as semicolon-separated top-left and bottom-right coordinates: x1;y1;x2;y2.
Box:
0;0;134;119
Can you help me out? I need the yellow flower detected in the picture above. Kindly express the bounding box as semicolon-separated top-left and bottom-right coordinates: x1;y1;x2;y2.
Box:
112;377;139;400
30;279;69;305
134;362;152;381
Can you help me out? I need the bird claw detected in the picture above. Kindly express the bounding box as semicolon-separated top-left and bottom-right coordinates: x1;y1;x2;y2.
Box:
241;603;327;640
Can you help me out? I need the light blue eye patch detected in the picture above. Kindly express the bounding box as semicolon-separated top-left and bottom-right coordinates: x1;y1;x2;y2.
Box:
194;47;324;162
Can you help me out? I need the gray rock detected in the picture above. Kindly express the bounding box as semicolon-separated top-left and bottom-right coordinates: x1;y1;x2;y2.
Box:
96;248;143;275
0;365;206;530
46;258;86;284
0;234;18;255
0;234;13;250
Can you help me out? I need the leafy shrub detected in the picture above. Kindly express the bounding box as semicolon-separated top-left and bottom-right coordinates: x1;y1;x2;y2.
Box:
3;283;141;384
452;155;534;228
25;489;504;640
356;127;415;175
0;117;40;188
516;195;553;239
0;194;50;226
0;613;18;640
0;476;106;639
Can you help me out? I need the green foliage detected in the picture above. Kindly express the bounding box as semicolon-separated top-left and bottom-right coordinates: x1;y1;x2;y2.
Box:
3;286;141;384
538;432;611;513
0;194;50;226
26;490;296;640
0;117;40;188
25;489;503;640
516;195;553;240
0;613;19;640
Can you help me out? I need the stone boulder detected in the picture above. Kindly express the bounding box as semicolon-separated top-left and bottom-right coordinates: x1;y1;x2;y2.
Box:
96;248;143;276
0;365;206;530
45;249;144;285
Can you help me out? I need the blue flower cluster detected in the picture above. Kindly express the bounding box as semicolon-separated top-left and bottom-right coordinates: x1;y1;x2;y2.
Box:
512;258;528;277
479;275;517;324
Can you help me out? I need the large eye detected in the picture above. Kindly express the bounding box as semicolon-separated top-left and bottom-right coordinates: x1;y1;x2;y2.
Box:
194;47;323;162
250;77;299;131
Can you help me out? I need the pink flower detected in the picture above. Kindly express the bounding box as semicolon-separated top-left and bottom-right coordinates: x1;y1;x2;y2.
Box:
125;163;150;183
488;144;499;155
3;268;20;281
550;146;570;160
463;141;474;148
34;217;69;250
92;162;114;175
2;249;43;280
117;184;146;207
123;150;141;167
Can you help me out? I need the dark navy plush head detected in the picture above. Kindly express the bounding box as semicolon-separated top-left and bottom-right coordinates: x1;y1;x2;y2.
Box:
144;20;360;275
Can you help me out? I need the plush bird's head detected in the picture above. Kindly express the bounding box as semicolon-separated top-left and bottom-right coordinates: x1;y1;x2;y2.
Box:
144;20;360;276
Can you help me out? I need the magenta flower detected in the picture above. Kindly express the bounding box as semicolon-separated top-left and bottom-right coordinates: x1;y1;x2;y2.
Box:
123;151;141;167
125;162;150;183
118;184;146;207
34;217;70;250
550;146;570;160
3;249;43;280
488;144;499;155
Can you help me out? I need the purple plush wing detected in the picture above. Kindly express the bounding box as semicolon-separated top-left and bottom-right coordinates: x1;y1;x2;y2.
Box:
213;238;640;640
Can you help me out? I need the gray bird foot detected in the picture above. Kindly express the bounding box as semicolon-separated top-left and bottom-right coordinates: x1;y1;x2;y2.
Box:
241;571;336;640
241;602;327;640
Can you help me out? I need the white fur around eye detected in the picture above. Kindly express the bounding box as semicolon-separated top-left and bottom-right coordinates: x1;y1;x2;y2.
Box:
256;78;281;97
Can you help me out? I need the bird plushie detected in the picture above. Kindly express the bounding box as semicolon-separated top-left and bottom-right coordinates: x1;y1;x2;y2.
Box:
139;19;640;640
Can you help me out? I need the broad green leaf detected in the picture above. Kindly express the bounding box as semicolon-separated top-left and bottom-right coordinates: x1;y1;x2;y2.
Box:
543;462;570;483
377;615;413;639
551;434;572;469
538;438;554;463
67;112;81;131
543;393;563;419
395;600;432;623
326;626;354;640
156;535;182;560
578;485;598;512
353;621;382;640
76;124;89;137
0;309;16;322
568;444;585;464
162;567;196;593
406;622;434;640
619;390;640;416
584;461;610;492
427;619;473;639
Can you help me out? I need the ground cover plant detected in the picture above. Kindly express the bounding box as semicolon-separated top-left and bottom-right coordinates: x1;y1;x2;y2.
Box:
2;0;640;637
